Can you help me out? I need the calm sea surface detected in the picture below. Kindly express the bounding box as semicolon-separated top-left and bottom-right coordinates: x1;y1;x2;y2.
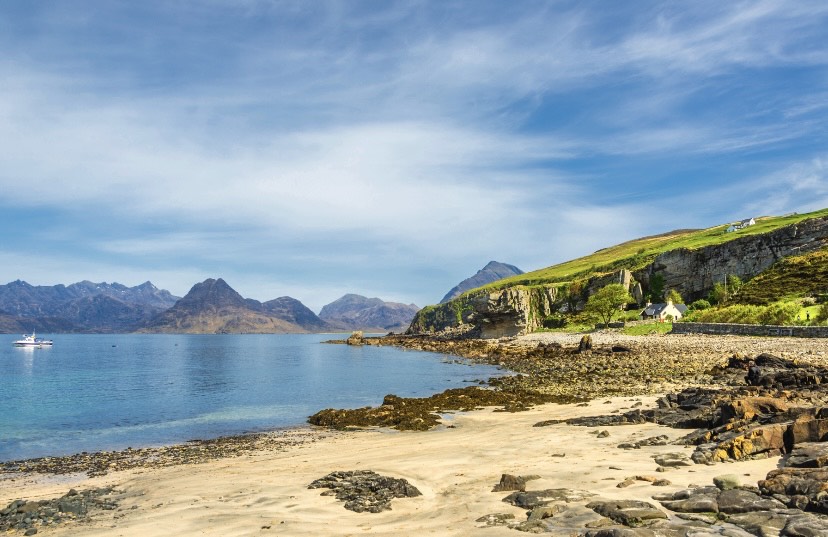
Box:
1;334;503;462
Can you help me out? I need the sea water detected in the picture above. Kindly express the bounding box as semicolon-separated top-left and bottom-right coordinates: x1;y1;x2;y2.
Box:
0;334;503;462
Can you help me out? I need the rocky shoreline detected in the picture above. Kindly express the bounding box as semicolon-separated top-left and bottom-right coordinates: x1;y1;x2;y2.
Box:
4;330;828;535
307;331;828;534
1;428;329;478
316;331;828;430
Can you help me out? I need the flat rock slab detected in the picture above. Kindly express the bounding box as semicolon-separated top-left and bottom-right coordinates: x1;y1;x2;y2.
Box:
717;489;787;515
308;470;421;513
502;489;595;509
781;512;828;536
784;441;828;469
653;453;694;467
586;500;668;527
657;485;786;516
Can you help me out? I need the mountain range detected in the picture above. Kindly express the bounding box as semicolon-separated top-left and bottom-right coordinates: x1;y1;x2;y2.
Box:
0;278;421;334
0;280;179;333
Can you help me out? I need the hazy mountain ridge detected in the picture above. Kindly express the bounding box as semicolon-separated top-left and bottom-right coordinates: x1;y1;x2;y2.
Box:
319;293;419;332
0;280;180;333
440;261;523;303
0;277;417;334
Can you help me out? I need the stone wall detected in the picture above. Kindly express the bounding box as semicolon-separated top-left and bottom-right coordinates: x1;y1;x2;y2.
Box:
671;322;828;338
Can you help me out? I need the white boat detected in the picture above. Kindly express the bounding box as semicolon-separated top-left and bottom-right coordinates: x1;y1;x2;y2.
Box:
13;332;53;347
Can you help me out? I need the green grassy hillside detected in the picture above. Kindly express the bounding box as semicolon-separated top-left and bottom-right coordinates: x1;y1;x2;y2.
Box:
735;249;828;305
469;208;828;296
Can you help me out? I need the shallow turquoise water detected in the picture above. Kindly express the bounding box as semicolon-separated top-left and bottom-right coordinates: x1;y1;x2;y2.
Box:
0;334;502;461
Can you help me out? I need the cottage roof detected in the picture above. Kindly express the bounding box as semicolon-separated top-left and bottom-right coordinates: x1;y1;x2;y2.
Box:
641;302;686;317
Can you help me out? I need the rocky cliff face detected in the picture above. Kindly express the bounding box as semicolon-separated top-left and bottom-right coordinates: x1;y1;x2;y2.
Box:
634;215;828;302
410;285;558;338
409;215;828;338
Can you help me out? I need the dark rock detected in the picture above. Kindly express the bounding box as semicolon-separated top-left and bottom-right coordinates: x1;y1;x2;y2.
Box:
475;513;515;527
583;530;658;537
759;467;828;514
308;470;421;513
309;386;563;431
785;442;828;468
727;510;799;536
502;489;594;509
0;487;118;534
716;489;786;514
784;418;828;451
781;512;828;536
533;419;565;427
579;335;593;353
586;500;667;527
656;486;721;513
492;473;533;492
617;435;670;450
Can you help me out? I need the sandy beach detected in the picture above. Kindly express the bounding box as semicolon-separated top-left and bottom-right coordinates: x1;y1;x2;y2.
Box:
3;332;828;536
0;398;780;536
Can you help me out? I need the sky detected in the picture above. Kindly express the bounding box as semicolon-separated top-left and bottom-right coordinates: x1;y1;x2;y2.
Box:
1;1;828;312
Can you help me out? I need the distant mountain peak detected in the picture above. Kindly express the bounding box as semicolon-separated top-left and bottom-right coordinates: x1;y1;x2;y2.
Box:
142;278;327;334
319;294;419;332
440;261;524;303
176;278;247;311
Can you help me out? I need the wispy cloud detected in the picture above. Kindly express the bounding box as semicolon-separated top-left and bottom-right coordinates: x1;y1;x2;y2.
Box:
1;1;827;308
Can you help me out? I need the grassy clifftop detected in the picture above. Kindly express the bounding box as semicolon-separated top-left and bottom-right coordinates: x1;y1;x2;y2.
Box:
468;208;828;296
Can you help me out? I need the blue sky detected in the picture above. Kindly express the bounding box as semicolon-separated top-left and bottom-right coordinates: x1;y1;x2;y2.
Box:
1;1;828;311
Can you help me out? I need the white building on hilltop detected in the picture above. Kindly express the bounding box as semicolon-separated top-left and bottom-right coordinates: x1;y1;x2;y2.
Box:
726;217;756;233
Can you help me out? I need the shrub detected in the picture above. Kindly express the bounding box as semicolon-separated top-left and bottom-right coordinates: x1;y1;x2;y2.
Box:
757;302;801;326
542;313;568;329
816;303;828;324
688;299;711;311
693;304;763;324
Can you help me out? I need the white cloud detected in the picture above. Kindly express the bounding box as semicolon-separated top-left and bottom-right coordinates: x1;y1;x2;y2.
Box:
1;2;828;309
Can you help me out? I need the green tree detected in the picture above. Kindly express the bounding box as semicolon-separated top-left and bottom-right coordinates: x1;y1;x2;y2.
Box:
708;282;729;305
665;289;684;304
727;275;744;297
584;283;634;328
649;273;665;302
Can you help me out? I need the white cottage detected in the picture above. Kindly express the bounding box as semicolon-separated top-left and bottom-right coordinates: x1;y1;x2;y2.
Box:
726;217;756;232
640;300;687;321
